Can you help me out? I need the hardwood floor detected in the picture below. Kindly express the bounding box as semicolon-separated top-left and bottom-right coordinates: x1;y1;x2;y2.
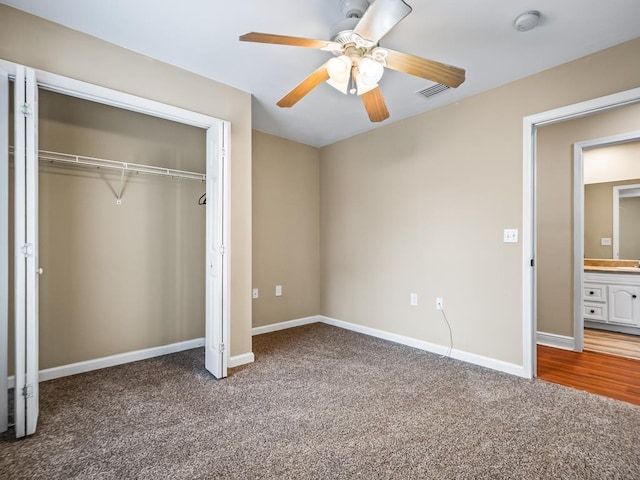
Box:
584;328;640;360
537;344;640;406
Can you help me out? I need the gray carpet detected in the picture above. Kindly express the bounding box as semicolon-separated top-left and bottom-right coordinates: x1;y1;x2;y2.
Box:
1;323;640;479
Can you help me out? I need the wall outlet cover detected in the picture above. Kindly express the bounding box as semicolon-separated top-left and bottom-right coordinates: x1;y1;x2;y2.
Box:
275;285;282;296
601;237;612;246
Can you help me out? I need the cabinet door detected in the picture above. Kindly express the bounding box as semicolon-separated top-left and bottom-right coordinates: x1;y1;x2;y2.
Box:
608;285;640;326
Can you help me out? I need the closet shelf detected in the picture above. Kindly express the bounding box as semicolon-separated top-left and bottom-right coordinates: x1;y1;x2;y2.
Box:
11;147;206;181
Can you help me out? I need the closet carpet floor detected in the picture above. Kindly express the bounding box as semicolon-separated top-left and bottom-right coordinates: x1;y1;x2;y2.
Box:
2;323;640;479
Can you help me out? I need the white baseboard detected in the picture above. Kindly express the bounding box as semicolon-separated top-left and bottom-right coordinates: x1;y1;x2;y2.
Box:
536;331;575;350
8;338;205;388
252;315;322;336
228;352;255;368
320;316;528;378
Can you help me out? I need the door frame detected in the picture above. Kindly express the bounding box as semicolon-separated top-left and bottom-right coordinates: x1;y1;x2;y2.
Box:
33;68;231;380
1;58;231;435
522;86;640;378
572;131;640;352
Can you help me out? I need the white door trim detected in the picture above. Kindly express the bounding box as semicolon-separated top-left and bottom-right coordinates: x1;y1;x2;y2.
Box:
523;86;640;378
572;131;640;353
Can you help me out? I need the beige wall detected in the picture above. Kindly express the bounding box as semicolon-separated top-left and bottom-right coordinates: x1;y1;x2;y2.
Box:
252;131;320;327
0;5;252;358
536;103;640;337
620;196;640;259
320;37;640;365
584;179;640;259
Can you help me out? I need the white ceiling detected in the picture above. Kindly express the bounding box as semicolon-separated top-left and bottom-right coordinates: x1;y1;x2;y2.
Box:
2;0;639;147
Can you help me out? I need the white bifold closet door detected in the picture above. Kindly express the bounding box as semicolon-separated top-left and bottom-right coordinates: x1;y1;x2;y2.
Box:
13;65;40;438
205;125;227;379
0;61;9;434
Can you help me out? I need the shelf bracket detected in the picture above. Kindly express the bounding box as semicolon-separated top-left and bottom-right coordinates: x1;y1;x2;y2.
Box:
116;167;127;205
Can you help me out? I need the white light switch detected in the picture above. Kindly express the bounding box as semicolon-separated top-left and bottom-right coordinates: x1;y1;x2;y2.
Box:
410;293;418;306
601;237;612;246
275;285;282;296
504;229;519;243
252;288;259;299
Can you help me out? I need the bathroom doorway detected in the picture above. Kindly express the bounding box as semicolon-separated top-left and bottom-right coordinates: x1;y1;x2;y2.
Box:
522;85;640;380
578;134;640;360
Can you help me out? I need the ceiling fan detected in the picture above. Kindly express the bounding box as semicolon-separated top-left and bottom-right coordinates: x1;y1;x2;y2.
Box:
239;0;465;123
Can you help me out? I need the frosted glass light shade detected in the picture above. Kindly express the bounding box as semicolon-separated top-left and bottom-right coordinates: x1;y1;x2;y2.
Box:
358;57;384;86
326;55;352;83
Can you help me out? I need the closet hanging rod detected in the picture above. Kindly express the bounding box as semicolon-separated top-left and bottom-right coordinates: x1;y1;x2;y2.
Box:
9;147;206;181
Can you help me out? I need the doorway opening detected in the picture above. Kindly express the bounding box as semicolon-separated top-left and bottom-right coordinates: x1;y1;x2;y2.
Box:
1;61;230;438
522;85;640;379
575;133;640;359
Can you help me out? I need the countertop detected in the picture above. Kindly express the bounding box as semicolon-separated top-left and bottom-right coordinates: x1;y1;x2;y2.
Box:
584;266;640;274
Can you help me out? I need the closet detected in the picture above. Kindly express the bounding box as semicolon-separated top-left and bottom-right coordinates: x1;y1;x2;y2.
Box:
1;62;229;438
36;90;207;368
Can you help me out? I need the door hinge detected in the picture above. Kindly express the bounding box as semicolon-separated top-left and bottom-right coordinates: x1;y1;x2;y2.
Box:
22;384;33;399
21;102;32;117
219;343;225;353
530;258;535;267
21;243;33;258
219;245;225;256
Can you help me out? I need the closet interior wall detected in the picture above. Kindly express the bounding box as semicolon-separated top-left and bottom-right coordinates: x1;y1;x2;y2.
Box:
8;88;206;374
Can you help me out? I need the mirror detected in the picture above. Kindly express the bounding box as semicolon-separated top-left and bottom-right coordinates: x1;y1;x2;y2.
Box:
584;140;640;260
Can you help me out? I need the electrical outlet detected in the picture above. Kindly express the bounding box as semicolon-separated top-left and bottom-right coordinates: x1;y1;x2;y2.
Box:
275;285;282;297
252;288;259;299
436;297;444;310
410;293;418;306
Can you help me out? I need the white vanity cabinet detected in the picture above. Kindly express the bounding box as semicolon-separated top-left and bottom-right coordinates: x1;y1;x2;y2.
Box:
583;272;640;332
608;285;640;325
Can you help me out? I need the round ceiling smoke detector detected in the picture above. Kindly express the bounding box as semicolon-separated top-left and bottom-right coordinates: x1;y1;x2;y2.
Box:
514;10;540;32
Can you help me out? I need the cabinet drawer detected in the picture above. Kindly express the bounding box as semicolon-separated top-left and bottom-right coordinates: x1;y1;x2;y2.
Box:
584;302;607;322
584;283;606;302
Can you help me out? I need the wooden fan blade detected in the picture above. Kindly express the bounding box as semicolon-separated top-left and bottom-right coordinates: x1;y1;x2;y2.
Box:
354;0;412;43
384;49;466;88
239;32;341;51
361;87;390;122
277;63;330;108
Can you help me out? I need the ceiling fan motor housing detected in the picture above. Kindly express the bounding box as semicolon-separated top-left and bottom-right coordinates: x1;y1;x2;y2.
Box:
331;17;361;44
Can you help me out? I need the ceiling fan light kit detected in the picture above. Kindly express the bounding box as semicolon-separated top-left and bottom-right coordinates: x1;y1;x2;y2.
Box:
239;0;466;123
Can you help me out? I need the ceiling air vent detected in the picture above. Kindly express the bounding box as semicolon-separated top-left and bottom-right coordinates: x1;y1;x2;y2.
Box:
415;83;450;99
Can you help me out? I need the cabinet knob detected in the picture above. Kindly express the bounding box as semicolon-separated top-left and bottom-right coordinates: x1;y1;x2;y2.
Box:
589;291;594;295
590;309;595;314
633;295;637;299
